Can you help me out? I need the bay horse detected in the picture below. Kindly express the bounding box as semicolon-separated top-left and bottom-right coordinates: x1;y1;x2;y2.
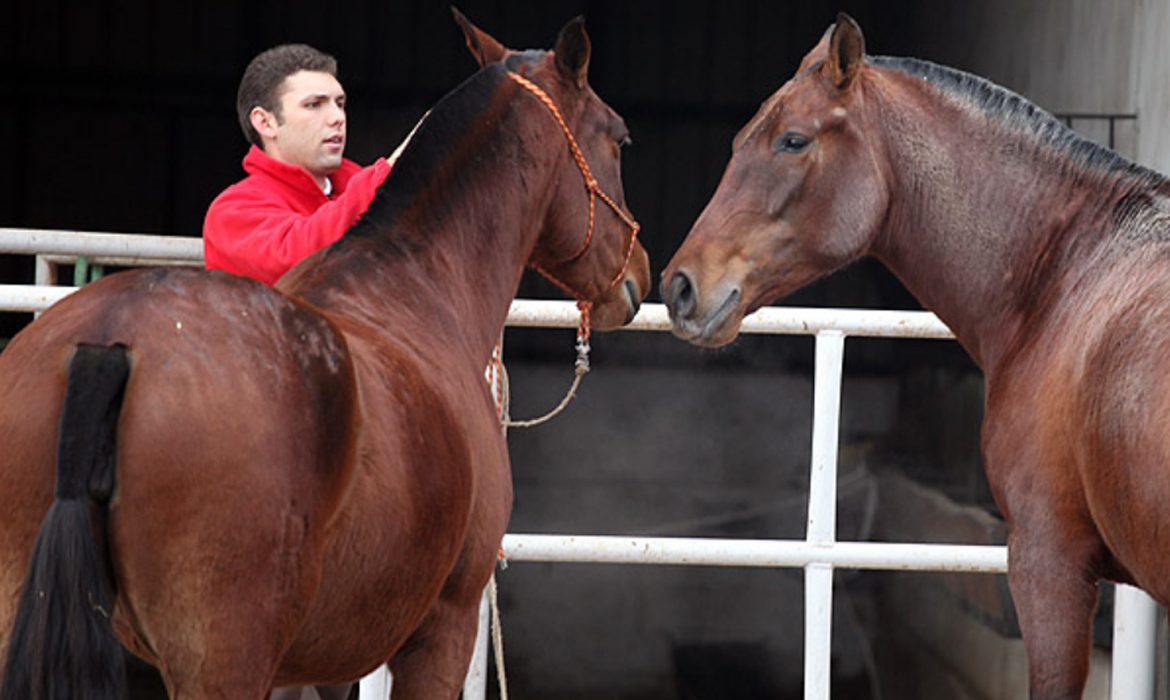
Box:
0;10;648;700
663;13;1170;700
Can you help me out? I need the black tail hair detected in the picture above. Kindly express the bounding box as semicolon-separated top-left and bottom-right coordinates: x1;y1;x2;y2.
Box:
0;343;130;700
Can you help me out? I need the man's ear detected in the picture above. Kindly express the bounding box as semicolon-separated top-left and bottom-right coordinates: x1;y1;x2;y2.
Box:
250;107;279;141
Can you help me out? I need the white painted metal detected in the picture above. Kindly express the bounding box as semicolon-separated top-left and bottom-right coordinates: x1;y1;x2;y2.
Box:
805;331;845;700
34;256;54;287
0;228;203;261
0;230;1158;698
499;535;1008;571
0;284;74;312
461;588;492;700
1112;584;1159;700
356;666;390;699
507;298;954;339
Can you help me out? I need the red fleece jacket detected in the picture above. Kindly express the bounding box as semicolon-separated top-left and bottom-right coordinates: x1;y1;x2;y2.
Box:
203;145;392;285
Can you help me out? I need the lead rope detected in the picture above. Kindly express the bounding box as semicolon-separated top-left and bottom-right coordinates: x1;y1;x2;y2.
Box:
483;303;592;700
496;302;591;429
487;346;512;700
488;572;508;700
482;70;638;700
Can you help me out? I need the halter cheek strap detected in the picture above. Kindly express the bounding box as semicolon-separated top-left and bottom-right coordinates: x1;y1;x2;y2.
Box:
491;71;640;430
506;71;641;306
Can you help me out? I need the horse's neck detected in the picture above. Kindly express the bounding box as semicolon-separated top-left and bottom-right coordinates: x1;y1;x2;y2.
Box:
291;122;555;364
870;82;1130;370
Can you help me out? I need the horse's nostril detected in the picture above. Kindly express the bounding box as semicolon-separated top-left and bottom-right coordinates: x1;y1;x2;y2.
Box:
665;271;697;320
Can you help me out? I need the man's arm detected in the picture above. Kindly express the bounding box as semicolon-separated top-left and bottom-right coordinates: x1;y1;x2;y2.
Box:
203;160;391;285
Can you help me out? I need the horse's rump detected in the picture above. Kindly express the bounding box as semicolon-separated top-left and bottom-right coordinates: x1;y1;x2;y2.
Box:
0;267;362;680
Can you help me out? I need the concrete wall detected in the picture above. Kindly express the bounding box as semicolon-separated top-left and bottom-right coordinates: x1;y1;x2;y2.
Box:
897;0;1170;171
1136;0;1170;171
904;0;1139;115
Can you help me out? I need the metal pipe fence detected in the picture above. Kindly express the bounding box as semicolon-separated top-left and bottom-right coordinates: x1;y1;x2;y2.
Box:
0;228;1158;699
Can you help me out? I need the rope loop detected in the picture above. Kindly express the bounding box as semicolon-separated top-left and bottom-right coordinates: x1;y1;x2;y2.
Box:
493;302;592;430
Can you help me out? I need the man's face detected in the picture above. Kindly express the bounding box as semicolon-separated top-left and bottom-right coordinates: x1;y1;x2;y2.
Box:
256;70;347;183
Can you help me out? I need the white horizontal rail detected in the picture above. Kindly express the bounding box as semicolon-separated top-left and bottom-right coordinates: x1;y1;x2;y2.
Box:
39;254;196;268
501;534;1007;572
0;228;203;261
509;298;954;338
0;285;74;312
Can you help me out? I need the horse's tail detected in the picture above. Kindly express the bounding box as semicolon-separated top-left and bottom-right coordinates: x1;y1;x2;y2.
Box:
0;343;130;700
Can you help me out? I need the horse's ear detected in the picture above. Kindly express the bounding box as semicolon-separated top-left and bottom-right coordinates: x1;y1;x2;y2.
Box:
554;16;591;88
452;7;508;67
798;23;835;73
827;13;865;89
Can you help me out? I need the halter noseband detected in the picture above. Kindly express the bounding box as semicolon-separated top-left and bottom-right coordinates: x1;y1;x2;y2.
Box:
506;71;641;311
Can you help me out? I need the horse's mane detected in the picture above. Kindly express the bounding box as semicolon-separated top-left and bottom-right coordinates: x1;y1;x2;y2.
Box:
870;56;1159;183
871;55;1170;243
342;60;521;254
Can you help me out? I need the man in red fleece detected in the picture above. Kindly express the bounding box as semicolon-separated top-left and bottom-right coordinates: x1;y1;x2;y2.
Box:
203;43;392;285
204;42;392;700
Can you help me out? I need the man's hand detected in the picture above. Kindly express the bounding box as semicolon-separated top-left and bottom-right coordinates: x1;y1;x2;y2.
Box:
387;110;432;167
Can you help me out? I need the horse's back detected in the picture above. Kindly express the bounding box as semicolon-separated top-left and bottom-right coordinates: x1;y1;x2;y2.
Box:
0;267;359;678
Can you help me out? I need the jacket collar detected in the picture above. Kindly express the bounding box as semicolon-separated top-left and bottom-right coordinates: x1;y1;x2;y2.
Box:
242;145;333;199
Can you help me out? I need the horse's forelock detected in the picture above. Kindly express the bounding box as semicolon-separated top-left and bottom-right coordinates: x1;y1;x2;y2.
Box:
503;50;546;72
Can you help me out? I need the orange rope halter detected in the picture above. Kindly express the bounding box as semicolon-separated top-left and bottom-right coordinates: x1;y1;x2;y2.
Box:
506;71;641;307
488;71;637;430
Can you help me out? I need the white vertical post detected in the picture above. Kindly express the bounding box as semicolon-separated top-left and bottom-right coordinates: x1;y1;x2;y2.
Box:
33;255;54;319
34;255;55;287
358;667;391;699
1111;584;1159;700
463;587;493;699
804;330;845;700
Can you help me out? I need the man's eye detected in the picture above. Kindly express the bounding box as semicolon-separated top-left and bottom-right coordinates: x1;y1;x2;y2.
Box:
775;132;812;154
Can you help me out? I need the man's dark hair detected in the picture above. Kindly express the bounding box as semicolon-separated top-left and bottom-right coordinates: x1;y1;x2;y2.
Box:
236;44;339;147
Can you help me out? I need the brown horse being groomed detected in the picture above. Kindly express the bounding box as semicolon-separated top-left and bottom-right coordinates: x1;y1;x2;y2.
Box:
663;13;1170;700
0;10;648;700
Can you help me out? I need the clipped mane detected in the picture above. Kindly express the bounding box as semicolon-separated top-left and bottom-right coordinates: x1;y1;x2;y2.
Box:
870;55;1161;183
871;55;1170;246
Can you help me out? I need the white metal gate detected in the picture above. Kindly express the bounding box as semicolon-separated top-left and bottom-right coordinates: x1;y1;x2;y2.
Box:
0;229;1159;699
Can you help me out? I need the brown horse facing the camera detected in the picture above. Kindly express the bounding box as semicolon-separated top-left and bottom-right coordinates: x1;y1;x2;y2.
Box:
0;11;648;700
664;13;1170;700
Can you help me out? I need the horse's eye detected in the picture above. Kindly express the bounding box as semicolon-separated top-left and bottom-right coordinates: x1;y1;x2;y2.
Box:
775;132;811;154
